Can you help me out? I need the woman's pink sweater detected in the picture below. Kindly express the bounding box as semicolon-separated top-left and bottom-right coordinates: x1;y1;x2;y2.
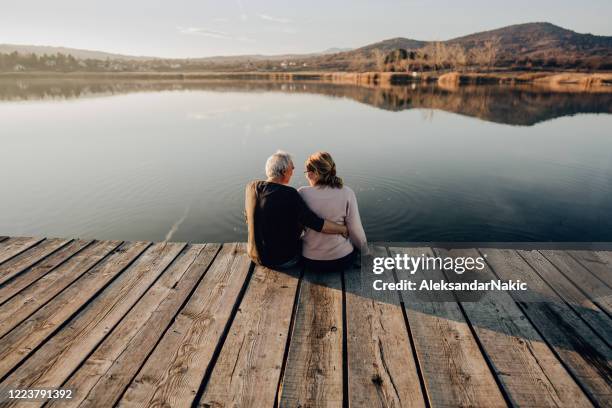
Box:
298;185;368;260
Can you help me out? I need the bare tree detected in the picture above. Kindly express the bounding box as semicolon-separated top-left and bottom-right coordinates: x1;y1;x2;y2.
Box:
372;49;385;72
436;42;449;70
413;49;429;72
469;46;488;70
348;54;369;72
448;44;468;71
421;43;436;71
482;37;501;70
421;41;452;71
398;58;410;72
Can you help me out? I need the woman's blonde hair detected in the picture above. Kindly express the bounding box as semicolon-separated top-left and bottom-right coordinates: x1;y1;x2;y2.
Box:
306;151;343;188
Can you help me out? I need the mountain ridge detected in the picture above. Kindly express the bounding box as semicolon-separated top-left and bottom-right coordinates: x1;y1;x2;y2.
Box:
1;23;611;71
0;44;354;62
0;44;155;61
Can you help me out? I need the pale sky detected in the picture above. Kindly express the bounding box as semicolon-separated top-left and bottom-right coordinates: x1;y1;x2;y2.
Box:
2;0;611;58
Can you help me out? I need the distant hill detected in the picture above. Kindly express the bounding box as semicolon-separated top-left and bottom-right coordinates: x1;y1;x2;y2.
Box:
319;47;354;54
0;44;154;61
0;44;353;63
448;22;612;59
150;47;354;63
340;22;611;56
299;23;612;71
1;23;610;72
450;22;611;48
351;38;427;54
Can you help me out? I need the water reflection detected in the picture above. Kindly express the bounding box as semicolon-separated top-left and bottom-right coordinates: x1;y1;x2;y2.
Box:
1;78;611;126
0;77;611;243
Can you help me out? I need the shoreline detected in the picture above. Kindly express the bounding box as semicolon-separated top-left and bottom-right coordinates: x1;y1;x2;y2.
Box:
2;70;612;90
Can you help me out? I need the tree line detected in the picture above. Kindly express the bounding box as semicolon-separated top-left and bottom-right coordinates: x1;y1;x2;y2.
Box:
372;39;501;72
1;51;91;71
1;41;610;73
370;39;611;72
0;52;223;72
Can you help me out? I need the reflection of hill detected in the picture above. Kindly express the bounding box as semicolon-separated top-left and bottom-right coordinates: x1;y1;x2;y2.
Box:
373;84;612;126
1;78;611;126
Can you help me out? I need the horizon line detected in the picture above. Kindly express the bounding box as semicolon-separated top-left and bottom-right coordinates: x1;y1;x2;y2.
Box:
2;21;611;60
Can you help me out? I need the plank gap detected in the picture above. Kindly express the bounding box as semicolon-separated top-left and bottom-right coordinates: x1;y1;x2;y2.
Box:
50;243;191;398
521;250;612;347
0;238;73;288
341;268;349;408
189;259;257;407
478;248;605;408
0;240;95;307
0;240;141;382
0;237;46;268
274;266;305;408
388;246;432;408
567;251;612;291
433;247;515;408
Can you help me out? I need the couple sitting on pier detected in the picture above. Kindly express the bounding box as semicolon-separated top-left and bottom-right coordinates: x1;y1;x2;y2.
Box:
245;150;367;271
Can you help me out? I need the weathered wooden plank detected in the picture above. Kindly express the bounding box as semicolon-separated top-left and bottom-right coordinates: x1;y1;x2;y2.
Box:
344;245;426;408
196;264;300;408
0;240;92;305
569;251;612;288
279;266;343;408
0;237;8;243
50;243;220;408
389;246;507;408
0;238;70;286
596;252;612;268
520;250;612;345
0;241;146;380
0;237;44;266
484;248;612;406
0;240;122;338
438;248;593;407
0;242;186;407
541;250;612;314
118;243;253;408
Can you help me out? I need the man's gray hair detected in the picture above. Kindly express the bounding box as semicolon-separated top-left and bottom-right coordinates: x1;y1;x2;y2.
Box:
265;150;293;178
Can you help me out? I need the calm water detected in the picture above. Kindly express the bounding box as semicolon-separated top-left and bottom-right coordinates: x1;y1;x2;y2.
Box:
1;78;611;242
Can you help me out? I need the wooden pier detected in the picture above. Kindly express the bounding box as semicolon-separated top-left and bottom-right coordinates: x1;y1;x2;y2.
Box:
0;236;610;407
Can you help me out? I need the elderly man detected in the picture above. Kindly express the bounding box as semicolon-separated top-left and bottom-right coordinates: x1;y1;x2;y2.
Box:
245;150;347;268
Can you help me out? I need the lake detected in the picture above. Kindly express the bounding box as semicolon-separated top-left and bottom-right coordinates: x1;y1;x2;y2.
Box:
1;78;611;243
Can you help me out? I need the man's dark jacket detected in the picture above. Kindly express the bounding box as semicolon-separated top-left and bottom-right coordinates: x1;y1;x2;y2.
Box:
245;180;324;266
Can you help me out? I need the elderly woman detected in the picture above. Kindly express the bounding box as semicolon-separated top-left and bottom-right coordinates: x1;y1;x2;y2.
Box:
299;151;368;271
245;150;348;268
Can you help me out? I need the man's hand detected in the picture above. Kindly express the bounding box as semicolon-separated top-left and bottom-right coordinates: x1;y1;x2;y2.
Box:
321;220;348;236
341;225;349;239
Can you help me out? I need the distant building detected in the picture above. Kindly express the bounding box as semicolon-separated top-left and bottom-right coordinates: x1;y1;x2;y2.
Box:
13;64;26;71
